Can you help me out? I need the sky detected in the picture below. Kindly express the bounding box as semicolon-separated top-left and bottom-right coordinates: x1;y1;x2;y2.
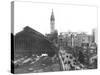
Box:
14;1;97;35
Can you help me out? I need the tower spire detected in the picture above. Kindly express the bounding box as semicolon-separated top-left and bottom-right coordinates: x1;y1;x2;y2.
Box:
50;9;55;33
50;9;55;21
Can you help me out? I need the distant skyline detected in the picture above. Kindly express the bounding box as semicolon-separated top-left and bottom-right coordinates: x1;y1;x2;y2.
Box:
14;1;97;35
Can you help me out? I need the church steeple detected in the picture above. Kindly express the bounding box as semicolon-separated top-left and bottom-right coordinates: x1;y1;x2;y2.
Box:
50;9;55;33
50;9;55;21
